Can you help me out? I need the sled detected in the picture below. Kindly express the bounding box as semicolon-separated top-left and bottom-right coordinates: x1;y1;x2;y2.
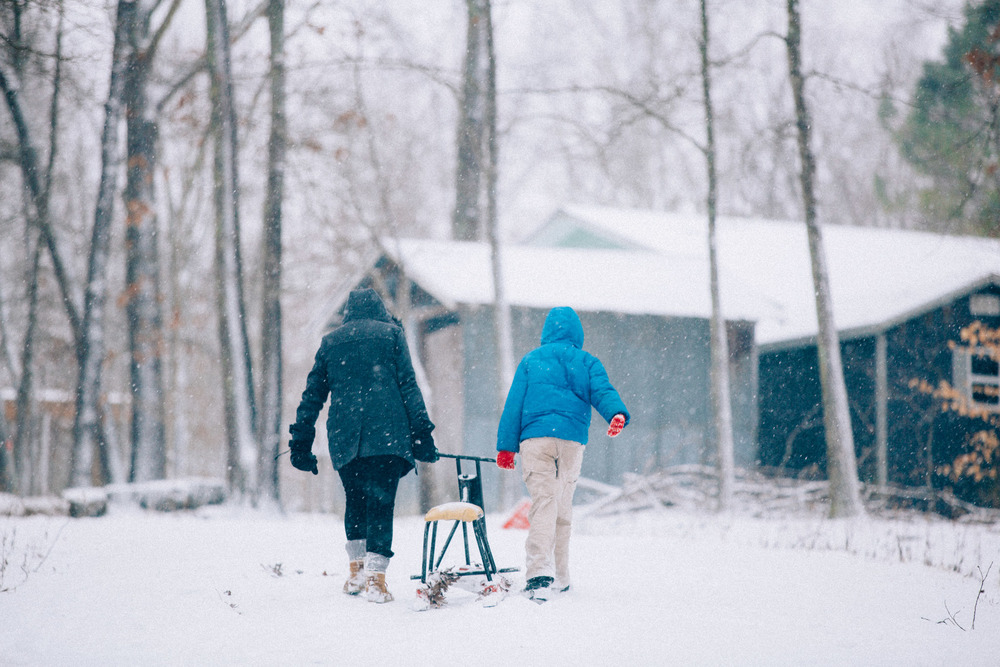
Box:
411;453;517;608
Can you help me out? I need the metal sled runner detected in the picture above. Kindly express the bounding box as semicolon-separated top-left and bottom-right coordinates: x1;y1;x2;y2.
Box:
412;453;518;585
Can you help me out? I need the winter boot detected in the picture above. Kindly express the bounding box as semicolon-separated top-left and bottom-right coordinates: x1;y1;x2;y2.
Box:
364;552;393;603
524;575;554;592
343;559;365;596
365;572;394;603
524;575;554;603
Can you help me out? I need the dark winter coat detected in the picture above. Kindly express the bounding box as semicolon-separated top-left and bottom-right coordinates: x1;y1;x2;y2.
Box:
290;288;436;473
496;306;630;453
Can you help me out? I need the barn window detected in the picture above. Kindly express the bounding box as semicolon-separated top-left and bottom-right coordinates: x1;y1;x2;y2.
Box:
970;294;1000;317
954;347;1000;411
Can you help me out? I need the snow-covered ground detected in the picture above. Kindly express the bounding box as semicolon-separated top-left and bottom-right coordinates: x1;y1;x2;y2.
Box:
3;504;1000;666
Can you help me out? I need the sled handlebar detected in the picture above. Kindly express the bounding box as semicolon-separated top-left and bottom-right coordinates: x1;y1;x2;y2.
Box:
437;452;497;464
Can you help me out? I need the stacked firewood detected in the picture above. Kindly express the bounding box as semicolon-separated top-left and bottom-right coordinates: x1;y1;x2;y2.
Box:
576;464;1000;523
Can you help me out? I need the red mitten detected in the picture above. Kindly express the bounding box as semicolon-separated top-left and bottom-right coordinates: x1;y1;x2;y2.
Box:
607;413;626;438
496;450;516;470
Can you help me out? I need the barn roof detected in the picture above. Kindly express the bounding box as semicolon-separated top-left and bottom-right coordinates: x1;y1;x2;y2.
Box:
377;238;767;323
526;205;1000;347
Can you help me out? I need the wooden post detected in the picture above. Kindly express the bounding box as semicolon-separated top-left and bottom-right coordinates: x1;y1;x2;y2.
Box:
875;332;888;489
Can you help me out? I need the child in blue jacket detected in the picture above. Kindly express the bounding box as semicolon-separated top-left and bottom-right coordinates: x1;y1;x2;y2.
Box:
496;306;629;596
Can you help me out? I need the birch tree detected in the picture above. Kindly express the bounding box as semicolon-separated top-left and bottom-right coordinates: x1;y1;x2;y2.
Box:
71;0;133;487
483;0;511;395
206;0;258;497
479;0;518;509
699;0;735;512
786;0;864;518
572;3;736;509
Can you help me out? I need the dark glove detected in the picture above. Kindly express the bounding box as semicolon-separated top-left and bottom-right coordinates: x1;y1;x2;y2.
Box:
413;433;439;463
608;413;626;438
290;443;318;475
289;423;316;445
496;450;516;470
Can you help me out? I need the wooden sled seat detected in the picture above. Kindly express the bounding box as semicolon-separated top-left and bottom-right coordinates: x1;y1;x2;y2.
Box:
424;501;484;523
418;500;497;584
412;454;517;586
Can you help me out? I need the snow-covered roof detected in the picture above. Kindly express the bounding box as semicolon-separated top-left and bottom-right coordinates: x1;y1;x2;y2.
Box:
367;205;1000;347
533;204;1000;346
380;239;768;324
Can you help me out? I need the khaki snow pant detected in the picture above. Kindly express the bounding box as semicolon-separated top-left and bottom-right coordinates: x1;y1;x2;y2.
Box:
520;437;586;584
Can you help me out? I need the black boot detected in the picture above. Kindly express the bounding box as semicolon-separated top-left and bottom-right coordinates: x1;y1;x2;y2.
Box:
524;576;554;592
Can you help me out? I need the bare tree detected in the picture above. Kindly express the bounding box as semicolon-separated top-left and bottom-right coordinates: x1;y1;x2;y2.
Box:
0;55;79;346
258;0;286;505
476;0;517;509
452;0;515;506
786;0;863;518
699;0;736;512
0;245;14;489
71;0;134;487
453;0;489;242
566;3;737;510
206;0;258;497
0;400;11;491
12;240;42;494
124;0;183;483
0;2;75;494
0;252;17;384
482;0;509;391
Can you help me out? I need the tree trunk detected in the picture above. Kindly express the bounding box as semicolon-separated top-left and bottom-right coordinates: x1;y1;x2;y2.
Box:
13;239;42;495
0;253;17;383
481;0;516;510
124;9;167;483
0;66;81;343
0;226;16;492
1;18;74;494
0;406;11;492
72;0;133;487
786;0;864;518
0;253;13;490
452;0;488;241
258;0;286;506
699;0;736;512
206;0;258;497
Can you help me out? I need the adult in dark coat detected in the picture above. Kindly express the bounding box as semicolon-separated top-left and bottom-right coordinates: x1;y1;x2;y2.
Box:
289;288;436;603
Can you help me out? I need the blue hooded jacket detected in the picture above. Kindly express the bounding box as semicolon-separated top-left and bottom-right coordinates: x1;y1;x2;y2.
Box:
496;307;630;452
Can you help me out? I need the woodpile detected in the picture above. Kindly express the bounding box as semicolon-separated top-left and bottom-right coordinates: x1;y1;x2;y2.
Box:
577;464;1000;524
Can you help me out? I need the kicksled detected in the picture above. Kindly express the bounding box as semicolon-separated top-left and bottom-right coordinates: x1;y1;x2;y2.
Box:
411;453;519;610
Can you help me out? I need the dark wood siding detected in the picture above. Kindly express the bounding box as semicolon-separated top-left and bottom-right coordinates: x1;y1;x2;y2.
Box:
758;284;1000;506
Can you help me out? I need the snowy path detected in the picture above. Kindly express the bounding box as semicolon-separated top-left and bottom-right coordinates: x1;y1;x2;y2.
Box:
2;507;999;665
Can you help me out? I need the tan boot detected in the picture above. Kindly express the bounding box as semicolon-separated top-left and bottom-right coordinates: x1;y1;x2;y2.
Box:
343;559;365;596
365;572;394;603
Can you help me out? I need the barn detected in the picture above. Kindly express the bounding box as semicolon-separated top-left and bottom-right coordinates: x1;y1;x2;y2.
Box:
758;275;1000;504
324;237;762;510
525;204;1000;505
315;204;1000;511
